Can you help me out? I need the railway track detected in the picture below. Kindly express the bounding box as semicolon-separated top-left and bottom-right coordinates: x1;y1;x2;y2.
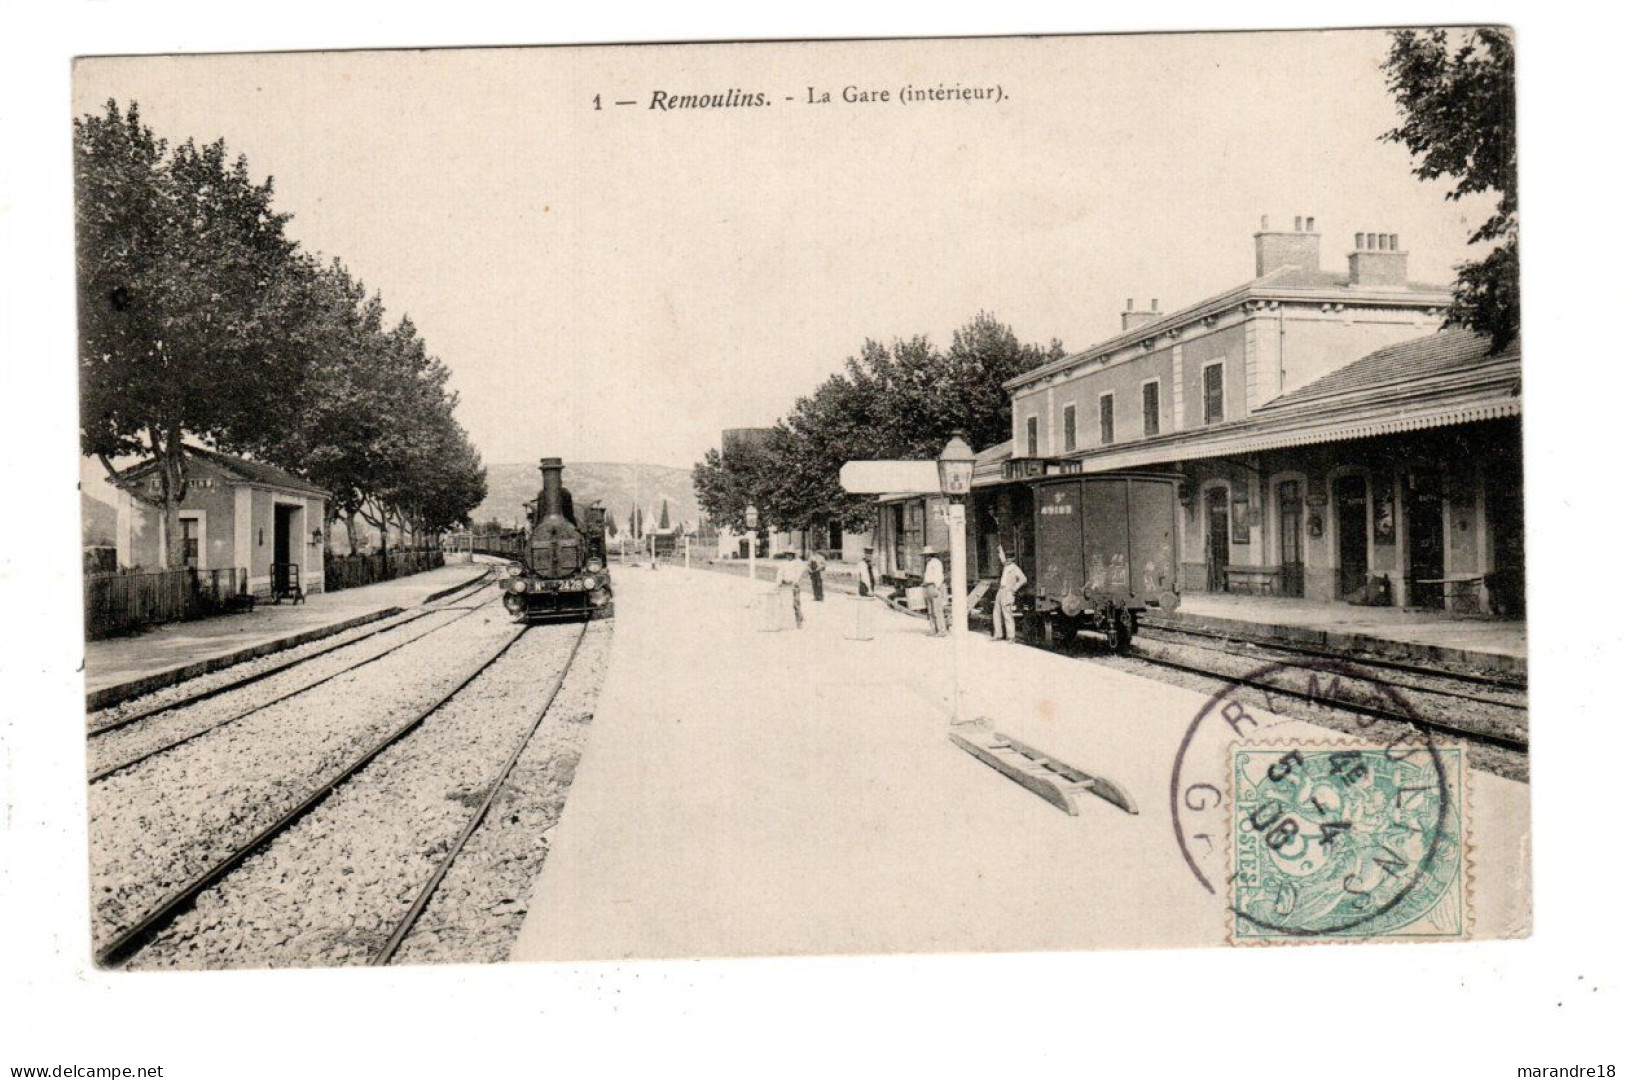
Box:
88;581;508;782
1004;616;1529;780
96;618;554;968
1136;619;1526;692
372;624;589;965
1122;642;1528;754
87;566;499;738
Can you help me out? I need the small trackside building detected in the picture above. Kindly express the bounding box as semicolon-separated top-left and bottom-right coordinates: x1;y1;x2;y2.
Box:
112;446;331;598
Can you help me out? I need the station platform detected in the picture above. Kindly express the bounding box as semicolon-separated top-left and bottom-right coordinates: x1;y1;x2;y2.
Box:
681;557;1526;675
83;562;489;708
511;565;1529;961
1149;593;1527;674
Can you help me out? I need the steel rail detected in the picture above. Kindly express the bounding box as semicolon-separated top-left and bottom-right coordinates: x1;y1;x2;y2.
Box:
1122;648;1529;754
1132;627;1528;711
371;622;591;966
1136;619;1526;692
89;591;505;783
86;569;499;738
95;623;532;968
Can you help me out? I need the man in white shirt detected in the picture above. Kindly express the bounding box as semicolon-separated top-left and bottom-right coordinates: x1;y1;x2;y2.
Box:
992;547;1027;641
775;554;809;629
921;546;946;636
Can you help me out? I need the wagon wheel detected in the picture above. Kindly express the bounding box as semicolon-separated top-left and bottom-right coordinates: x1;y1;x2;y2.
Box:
1043;613;1076;649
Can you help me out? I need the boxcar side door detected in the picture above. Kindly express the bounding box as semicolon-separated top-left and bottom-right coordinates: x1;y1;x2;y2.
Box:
1128;477;1178;601
1034;481;1083;605
1080;478;1132;600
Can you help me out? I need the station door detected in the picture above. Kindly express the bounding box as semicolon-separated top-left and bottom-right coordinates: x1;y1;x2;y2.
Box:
1406;470;1446;609
1335;475;1369;597
1277;480;1305;598
1205;489;1229;592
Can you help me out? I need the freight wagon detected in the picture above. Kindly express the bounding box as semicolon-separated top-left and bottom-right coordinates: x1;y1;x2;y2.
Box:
1020;471;1181;650
870;463;1181;648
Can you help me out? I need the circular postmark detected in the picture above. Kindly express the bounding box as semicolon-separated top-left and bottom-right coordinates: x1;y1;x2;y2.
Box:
1169;658;1465;941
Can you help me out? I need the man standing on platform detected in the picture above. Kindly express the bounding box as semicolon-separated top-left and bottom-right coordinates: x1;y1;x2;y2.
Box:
991;546;1027;642
776;552;809;629
921;545;946;636
857;547;876;597
808;549;826;602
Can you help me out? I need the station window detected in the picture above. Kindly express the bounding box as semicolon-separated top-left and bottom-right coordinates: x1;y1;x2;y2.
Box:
1026;415;1039;457
1203;362;1225;425
1099;393;1115;446
180;517;200;569
1143;381;1161;437
1062;404;1077;452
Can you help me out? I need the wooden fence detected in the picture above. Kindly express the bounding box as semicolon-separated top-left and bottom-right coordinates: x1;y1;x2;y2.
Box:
83;547;448;638
322;547;445;594
83;567;248;640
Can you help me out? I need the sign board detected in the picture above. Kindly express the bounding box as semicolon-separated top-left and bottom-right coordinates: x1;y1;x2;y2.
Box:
839;460;942;495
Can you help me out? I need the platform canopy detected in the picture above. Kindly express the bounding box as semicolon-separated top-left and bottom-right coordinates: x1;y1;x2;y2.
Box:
838;459;943;496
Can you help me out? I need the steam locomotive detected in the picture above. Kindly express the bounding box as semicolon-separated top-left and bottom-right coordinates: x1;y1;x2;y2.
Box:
501;457;614;621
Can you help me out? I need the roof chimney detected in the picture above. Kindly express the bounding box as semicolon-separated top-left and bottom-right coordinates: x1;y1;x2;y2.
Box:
1121;298;1159;333
1254;213;1322;277
1347;232;1409;288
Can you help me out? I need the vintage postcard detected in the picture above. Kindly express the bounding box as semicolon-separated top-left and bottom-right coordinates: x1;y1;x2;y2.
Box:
71;27;1528;971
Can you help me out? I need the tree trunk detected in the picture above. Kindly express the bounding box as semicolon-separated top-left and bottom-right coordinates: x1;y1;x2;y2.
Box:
150;425;189;571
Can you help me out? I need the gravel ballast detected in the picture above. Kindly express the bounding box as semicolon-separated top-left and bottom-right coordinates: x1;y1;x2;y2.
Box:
87;596;502;779
129;621;593;969
89;603;522;954
391;619;613;965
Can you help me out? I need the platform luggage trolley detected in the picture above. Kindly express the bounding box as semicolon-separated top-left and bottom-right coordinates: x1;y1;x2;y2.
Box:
270;561;306;604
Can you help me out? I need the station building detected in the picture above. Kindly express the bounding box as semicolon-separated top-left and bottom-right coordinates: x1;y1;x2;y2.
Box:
112;446;331;597
998;217;1523;614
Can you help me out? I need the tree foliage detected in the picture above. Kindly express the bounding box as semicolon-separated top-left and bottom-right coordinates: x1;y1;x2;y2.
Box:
77;100;486;565
692;313;1064;533
1383;27;1518;351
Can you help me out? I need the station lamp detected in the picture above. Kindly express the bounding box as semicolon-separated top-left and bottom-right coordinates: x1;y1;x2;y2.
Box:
937;431;976;499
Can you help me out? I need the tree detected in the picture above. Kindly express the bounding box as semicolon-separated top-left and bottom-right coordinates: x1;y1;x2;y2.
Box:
77;100;310;567
695;313;1064;534
604;508;619;538
658;498;671;531
692;433;785;531
1383;27;1518;351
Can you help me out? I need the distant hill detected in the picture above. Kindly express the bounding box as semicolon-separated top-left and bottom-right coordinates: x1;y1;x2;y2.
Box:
473;461;700;534
82;492;118;546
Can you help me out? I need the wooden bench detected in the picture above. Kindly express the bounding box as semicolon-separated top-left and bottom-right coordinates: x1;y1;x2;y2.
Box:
1414;574;1485;615
1223;565;1281;596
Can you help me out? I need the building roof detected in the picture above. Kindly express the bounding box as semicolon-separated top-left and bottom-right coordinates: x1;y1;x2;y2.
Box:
1005;263;1452;393
118;444;331;498
1017;329;1519;474
1257;327;1516;413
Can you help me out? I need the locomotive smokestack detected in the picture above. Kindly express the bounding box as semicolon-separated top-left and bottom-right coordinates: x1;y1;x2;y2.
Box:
539;457;565;519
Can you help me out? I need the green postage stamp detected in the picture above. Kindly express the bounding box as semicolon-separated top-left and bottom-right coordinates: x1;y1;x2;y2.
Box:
1230;741;1467;943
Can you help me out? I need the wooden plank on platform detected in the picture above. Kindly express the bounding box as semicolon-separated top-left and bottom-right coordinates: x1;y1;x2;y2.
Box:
949;721;1138;817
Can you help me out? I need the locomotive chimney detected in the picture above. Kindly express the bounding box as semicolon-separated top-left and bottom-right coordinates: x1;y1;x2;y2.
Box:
539;457;566;520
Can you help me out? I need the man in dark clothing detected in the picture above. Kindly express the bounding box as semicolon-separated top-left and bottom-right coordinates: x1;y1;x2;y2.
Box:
808;550;827;601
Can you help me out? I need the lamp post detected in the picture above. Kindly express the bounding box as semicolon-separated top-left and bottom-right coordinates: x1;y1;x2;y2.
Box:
937;431;977;726
744;503;759;585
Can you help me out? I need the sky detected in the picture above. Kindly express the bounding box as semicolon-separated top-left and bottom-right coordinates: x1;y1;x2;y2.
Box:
73;30;1495;473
